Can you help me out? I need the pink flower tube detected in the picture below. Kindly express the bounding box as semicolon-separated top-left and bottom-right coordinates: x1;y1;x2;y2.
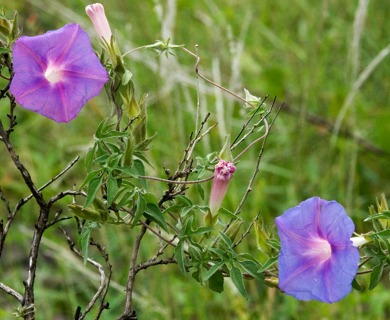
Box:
85;3;112;43
209;160;236;216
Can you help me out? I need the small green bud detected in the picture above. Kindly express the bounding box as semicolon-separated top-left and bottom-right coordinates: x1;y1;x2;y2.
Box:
243;88;262;109
264;276;279;288
0;12;12;41
204;209;217;228
225;219;243;244
68;204;109;222
218;134;233;162
122;134;134;167
132;94;148;144
68;204;103;222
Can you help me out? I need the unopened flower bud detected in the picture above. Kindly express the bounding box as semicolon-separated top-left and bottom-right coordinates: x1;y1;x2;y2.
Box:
209;160;236;216
85;3;112;43
264;276;279;288
225;219;243;244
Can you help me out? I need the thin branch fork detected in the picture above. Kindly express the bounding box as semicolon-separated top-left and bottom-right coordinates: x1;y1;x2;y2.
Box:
234;101;284;216
61;228;110;320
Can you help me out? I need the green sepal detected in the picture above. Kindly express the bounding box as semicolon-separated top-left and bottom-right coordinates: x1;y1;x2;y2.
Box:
68;204;106;222
218;134;233;162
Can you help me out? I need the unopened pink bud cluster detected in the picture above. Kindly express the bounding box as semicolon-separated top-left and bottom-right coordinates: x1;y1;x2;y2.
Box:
214;160;236;181
209;160;236;215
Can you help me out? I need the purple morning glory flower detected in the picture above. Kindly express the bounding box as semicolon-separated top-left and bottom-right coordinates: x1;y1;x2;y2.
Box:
10;23;108;123
275;197;360;303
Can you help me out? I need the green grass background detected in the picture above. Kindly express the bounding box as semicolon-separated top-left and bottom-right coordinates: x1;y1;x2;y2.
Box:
1;0;390;319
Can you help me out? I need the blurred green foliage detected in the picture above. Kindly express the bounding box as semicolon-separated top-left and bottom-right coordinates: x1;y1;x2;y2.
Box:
1;0;390;319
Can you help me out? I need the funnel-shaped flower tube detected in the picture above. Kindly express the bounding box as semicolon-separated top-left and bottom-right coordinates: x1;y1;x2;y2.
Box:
275;197;360;303
209;160;236;216
85;3;112;43
10;24;108;122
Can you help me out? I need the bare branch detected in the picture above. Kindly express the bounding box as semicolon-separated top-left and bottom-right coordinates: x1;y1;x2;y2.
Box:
233;212;261;248
231;95;269;147
0;187;12;217
0;282;23;303
234;101;283;216
61;228;110;320
49;190;85;206
139;175;212;185
119;225;148;319
181;46;250;106
135;257;176;273
233;118;269;162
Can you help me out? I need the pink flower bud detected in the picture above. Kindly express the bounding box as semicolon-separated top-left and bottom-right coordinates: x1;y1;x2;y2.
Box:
85;3;112;43
209;160;236;216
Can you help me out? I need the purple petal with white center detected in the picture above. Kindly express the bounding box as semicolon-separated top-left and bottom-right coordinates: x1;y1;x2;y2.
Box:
10;23;108;123
275;197;360;303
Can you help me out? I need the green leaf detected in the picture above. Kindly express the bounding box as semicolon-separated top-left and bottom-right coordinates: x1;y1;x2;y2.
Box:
190;226;213;236
371;229;390;239
230;265;248;299
181;205;195;218
131;194;146;228
80;169;102;189
174;241;186;273
132;159;147;189
364;211;390;221
142;192;158;205
94;154;110;167
210;248;229;261
85;144;97;173
116;189;136;208
102;130;129;139
266;239;280;251
106;174;118;207
196;183;205;200
218;232;233;248
102;142;120;156
177;195;193;207
121;69;133;86
203;261;224;281
78;222;100;264
0;47;11;53
84;175;104;208
219;207;237;220
188;244;203;262
208;270;224;293
144;203;168;231
78;225;92;265
95;120;107;139
369;262;385;290
240;260;264;282
352;278;363;292
257;256;278;273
